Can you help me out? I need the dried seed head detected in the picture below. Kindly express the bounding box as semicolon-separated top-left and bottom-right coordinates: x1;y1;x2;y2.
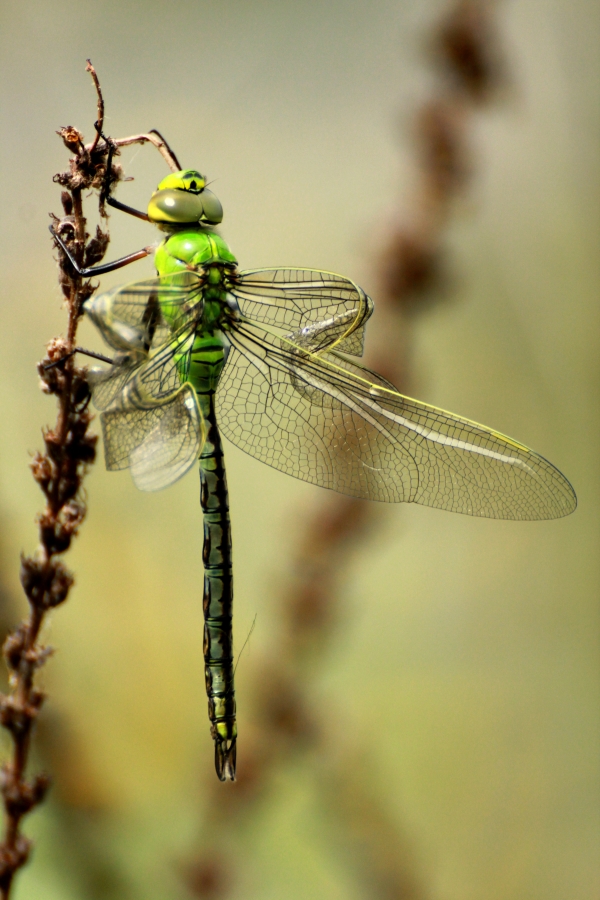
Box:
57;126;84;153
2;629;27;673
20;556;74;611
60;192;73;216
83;225;109;268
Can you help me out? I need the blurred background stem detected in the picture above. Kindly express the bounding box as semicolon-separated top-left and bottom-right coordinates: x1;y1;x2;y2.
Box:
181;3;509;897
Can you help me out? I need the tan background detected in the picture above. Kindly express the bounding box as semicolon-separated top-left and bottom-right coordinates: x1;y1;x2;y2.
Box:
0;1;597;898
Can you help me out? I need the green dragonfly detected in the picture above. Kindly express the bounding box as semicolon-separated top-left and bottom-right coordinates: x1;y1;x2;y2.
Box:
51;151;576;781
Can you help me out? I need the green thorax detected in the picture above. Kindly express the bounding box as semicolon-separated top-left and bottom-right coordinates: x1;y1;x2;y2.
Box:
155;227;238;394
155;227;237;275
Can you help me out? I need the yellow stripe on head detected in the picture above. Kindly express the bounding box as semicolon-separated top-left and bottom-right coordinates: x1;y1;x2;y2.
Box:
157;169;206;194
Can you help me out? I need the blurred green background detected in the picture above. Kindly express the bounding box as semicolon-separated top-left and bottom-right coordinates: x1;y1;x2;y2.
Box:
0;1;598;898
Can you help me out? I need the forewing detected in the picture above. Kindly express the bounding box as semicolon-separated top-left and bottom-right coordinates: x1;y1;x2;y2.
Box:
84;270;204;353
216;323;576;520
88;321;196;412
232;268;373;356
83;273;205;490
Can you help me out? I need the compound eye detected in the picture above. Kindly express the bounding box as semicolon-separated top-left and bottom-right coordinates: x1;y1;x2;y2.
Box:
148;189;205;224
200;189;223;224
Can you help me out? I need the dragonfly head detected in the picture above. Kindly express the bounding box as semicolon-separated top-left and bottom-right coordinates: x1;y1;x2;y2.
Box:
147;169;223;226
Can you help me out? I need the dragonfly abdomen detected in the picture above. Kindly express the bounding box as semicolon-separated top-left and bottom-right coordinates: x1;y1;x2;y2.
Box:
197;389;237;781
187;332;230;393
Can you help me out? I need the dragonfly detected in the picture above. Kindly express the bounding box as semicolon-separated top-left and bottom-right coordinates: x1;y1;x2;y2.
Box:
51;148;576;781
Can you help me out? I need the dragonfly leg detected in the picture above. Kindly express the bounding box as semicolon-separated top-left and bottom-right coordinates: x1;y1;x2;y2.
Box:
105;195;150;222
43;346;115;371
49;225;152;277
98;126;176;222
98;136;151;221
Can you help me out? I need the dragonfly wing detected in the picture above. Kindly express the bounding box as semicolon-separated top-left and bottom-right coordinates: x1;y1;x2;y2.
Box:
232;268;373;356
87;303;199;413
93;325;202;491
88;358;143;412
101;381;203;492
84;273;205;490
216;322;576;520
84;271;204;353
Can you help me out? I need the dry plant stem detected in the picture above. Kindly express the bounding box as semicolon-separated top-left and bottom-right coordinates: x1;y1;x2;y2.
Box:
182;2;506;898
0;58;186;897
86;59;104;154
0;62;112;896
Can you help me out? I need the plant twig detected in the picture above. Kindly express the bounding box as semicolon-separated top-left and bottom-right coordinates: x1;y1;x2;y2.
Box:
0;59;188;898
86;59;104;154
0;63;112;898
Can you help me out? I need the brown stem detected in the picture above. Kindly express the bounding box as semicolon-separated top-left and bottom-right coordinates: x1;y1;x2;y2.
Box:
86;59;104;154
182;2;507;898
0;65;110;900
0;59;184;898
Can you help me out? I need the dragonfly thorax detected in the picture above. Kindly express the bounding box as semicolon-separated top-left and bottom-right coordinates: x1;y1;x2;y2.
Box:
155;227;237;277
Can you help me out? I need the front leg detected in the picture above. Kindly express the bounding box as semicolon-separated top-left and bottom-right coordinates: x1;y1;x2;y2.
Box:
99;131;151;223
50;225;153;278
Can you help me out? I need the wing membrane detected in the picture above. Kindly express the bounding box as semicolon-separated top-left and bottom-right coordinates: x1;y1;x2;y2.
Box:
101;382;203;491
88;316;197;411
216;322;576;520
232;268;373;356
87;302;202;490
84;270;204;353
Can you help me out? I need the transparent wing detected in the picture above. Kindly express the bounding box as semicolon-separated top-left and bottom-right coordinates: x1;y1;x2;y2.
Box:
88;318;197;412
101;382;203;491
89;318;202;491
216;322;576;520
232;268;374;356
84;270;204;354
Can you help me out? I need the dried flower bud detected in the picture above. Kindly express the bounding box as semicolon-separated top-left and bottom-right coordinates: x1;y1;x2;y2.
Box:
2;629;26;673
436;0;502;99
83;226;109;268
60;192;73;216
57;126;84;153
0;697;29;738
0;833;31;882
20;556;74;611
47;561;74;608
30;453;54;492
0;768;50;818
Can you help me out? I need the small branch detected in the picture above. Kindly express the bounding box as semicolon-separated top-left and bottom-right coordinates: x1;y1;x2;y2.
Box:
85;59;104;154
0;63;112;900
0;59;184;895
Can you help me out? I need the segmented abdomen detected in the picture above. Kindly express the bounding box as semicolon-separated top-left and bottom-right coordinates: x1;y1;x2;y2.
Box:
192;341;237;781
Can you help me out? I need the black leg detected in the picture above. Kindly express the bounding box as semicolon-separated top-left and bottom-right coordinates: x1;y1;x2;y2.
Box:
148;129;183;171
98;127;150;221
49;225;152;277
43;347;115;371
106;195;150;222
